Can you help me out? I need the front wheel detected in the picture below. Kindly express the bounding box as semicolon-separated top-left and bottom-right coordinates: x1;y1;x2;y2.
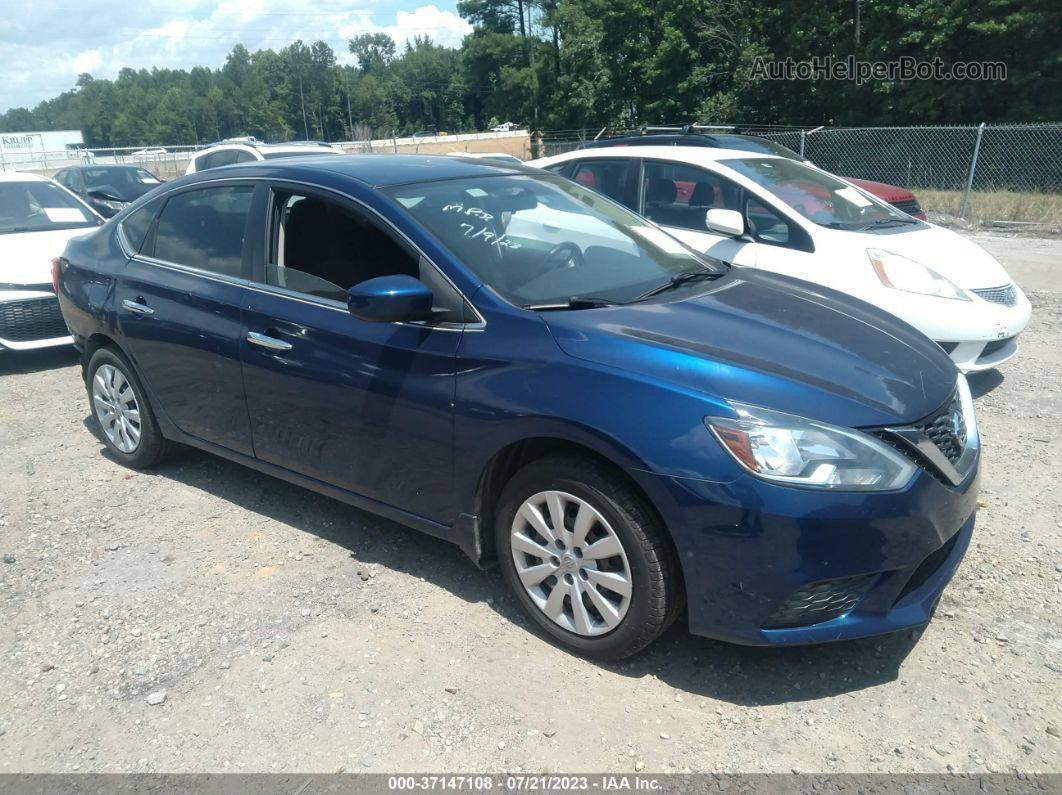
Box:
495;455;683;659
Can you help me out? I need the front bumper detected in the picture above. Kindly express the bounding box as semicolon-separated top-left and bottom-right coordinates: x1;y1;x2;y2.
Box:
639;459;979;646
0;290;74;351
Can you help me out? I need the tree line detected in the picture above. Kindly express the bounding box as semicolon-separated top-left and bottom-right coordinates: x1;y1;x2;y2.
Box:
1;0;1058;147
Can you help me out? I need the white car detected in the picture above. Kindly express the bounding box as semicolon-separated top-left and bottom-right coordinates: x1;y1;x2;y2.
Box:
491;122;520;132
530;146;1031;372
131;147;167;157
185;141;344;174
446;151;522;164
0;172;103;352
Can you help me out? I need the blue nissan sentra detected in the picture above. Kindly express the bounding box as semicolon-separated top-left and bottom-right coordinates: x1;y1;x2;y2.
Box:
56;155;979;659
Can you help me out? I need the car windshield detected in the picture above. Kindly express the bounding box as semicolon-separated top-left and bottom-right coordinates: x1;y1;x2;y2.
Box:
82;167;160;188
387;175;725;307
721;157;915;230
0;181;99;234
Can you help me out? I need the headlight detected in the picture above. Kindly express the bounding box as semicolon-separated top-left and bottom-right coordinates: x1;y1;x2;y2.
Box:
705;403;916;490
867;248;970;301
99;199;128;212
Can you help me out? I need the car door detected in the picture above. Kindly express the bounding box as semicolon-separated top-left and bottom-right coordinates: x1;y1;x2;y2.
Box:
239;183;468;524
637;160;758;267
115;181;259;456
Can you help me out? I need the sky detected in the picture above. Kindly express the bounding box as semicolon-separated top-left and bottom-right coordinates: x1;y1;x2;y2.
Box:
1;0;472;113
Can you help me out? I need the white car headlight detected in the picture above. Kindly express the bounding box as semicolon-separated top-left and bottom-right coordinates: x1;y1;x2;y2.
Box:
867;248;970;301
705;403;916;490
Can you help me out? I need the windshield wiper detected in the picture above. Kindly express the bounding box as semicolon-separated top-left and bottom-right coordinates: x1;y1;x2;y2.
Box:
857;217;919;230
522;296;618;311
635;268;721;301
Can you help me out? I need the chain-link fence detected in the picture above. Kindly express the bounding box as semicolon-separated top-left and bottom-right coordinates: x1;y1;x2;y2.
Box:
0;145;203;179
531;123;1062;225
753;123;1062;223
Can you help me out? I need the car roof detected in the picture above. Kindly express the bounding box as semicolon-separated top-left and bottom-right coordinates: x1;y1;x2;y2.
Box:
56;164;142;172
198;153;540;187
195;142;340;156
583;133;803;158
0;171;54;183
546;145;783;166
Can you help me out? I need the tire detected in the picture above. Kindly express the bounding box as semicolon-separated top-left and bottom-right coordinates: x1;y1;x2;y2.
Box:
86;346;172;468
495;454;683;659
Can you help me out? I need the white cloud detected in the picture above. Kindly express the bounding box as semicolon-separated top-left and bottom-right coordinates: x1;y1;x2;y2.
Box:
0;1;471;113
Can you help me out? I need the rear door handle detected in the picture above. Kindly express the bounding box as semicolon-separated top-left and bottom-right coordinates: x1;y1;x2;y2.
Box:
246;331;292;352
121;298;154;315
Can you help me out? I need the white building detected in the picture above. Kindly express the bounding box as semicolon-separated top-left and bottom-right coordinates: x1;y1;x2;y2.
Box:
0;130;87;170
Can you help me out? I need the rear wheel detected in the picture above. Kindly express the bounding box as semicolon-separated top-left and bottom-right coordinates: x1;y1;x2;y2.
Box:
87;347;172;468
495;455;682;659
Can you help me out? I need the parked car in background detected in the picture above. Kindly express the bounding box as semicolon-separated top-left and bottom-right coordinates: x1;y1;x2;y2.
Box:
131;147;168;157
492;122;520;132
580;131;927;219
530;146;1030;372
0;172;102;352
184;141;343;174
54;165;164;217
58;155;978;659
446;151;523;164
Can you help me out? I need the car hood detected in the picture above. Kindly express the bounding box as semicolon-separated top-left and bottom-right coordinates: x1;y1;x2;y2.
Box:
90;182;155;202
823;223;1014;290
0;228;96;285
543;269;957;428
846;177;915;203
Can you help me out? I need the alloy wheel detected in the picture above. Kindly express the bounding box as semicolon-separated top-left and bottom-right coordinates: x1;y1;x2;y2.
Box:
509;490;633;637
92;364;142;453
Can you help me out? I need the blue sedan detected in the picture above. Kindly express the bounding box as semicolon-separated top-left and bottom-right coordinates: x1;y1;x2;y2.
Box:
55;155;979;659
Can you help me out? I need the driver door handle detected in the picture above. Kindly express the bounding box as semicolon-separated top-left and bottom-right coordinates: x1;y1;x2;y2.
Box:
246;331;292;352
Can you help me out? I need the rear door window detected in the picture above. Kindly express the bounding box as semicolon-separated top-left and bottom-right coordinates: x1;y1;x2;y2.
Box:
569;160;629;204
150;186;254;278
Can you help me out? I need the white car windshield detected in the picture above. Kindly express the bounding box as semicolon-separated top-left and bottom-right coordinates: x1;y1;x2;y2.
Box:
722;157;919;231
0;181;100;235
387;175;726;308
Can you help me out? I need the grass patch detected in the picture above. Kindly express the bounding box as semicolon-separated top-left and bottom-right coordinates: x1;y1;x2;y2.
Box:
916;189;1062;225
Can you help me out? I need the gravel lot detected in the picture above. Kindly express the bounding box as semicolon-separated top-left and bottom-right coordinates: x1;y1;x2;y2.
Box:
0;233;1059;775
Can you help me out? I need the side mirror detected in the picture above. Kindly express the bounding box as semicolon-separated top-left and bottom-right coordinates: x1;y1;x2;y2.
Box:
347;275;433;323
705;208;745;238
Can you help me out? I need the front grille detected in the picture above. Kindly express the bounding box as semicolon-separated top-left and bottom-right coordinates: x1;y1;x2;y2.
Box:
981;336;1013;357
890;198;923;216
918;393;966;465
971;284;1017;307
892;531;959;606
0;297;69;342
872;389;970;485
763;573;877;629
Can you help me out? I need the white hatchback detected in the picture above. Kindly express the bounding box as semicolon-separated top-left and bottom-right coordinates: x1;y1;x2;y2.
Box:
530;146;1031;372
0;172;103;351
185;141;345;174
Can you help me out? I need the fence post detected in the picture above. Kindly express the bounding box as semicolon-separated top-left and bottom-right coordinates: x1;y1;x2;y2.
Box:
799;130;806;158
960;122;986;220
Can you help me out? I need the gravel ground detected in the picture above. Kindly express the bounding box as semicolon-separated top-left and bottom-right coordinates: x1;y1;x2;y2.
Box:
0;233;1059;775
